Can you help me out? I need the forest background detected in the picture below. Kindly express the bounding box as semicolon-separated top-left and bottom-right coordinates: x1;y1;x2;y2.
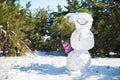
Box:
0;0;120;57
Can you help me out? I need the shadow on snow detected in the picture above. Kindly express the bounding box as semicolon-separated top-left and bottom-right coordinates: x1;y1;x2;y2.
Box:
74;65;120;80
13;63;66;75
13;63;120;79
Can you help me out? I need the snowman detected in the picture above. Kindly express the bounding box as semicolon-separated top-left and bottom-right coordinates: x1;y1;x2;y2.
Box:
65;12;94;76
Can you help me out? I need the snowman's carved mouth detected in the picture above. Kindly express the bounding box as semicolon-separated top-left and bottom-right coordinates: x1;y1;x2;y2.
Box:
77;20;88;25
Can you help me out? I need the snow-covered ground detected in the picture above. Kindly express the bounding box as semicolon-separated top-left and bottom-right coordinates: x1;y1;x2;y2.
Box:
0;51;120;80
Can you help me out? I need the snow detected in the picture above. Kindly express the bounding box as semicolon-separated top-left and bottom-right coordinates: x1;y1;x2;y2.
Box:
0;51;120;80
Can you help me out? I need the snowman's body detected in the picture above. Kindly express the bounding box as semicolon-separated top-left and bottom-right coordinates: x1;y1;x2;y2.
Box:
71;29;94;50
67;50;91;72
65;12;94;76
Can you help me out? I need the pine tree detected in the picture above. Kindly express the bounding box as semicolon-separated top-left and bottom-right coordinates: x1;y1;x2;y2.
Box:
47;14;75;51
65;0;80;13
0;0;29;56
23;8;49;51
87;0;120;57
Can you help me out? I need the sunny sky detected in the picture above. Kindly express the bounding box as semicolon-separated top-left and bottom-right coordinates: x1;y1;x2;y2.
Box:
20;0;67;12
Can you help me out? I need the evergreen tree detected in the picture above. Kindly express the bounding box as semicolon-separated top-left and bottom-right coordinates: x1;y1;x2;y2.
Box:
0;0;29;56
87;0;120;57
65;0;80;13
47;14;75;51
23;8;49;51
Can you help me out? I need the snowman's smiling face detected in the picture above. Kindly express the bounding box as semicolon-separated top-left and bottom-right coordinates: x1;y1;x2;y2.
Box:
76;17;88;25
65;12;93;29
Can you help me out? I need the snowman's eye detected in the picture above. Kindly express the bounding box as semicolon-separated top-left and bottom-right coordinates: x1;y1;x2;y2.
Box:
82;18;86;21
78;18;81;20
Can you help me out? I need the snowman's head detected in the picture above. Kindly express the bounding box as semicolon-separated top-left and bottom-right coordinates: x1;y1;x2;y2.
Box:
65;12;93;30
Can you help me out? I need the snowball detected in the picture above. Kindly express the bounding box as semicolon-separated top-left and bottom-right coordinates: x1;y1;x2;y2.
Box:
67;50;91;73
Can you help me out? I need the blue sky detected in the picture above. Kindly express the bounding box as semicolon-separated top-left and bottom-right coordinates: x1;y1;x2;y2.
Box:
20;0;67;12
